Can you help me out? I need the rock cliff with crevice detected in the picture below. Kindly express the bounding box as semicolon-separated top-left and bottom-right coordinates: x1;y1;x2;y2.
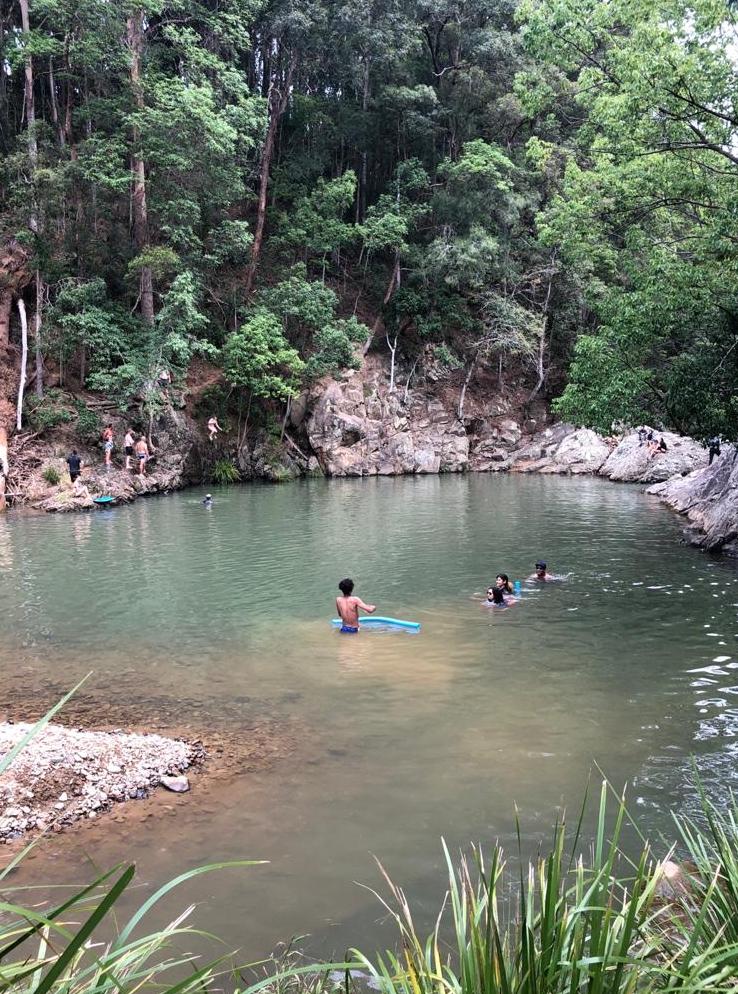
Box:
648;449;738;555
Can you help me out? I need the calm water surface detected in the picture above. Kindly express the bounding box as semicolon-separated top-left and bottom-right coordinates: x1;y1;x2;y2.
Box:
2;474;738;956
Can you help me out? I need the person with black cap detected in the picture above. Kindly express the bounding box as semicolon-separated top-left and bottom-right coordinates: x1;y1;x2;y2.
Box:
529;560;549;581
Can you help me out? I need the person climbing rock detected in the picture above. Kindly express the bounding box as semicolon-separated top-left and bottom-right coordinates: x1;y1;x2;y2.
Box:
208;416;222;442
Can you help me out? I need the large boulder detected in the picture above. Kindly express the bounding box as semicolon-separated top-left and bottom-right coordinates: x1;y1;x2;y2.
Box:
550;428;611;474
601;430;707;483
507;424;611;475
649;447;738;553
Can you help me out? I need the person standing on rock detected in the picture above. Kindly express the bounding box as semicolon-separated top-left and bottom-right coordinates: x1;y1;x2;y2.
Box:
708;435;721;465
102;424;114;469
124;428;135;470
134;435;149;476
66;450;83;483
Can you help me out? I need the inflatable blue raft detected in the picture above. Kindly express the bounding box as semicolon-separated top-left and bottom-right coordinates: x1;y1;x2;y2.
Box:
331;616;420;631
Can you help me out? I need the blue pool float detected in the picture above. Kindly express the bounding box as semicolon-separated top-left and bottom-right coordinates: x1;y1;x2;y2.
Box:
331;616;420;631
93;495;117;505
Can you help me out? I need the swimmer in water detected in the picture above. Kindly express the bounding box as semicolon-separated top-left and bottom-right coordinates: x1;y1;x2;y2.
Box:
203;493;213;506
497;573;514;594
528;560;550;582
336;577;376;633
482;584;516;607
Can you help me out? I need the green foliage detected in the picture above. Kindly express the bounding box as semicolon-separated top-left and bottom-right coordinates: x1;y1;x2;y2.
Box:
27;391;74;433
278;172;358;263
257;267;366;381
41;463;62;486
6;0;736;431
522;0;738;435
73;400;102;440
211;459;241;485
224;311;305;401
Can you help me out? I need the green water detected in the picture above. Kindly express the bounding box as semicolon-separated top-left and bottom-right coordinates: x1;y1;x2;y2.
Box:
2;474;738;957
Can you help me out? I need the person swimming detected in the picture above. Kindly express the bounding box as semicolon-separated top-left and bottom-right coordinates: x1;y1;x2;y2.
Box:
529;560;549;581
497;573;514;594
203;493;213;506
486;586;505;605
483;584;517;607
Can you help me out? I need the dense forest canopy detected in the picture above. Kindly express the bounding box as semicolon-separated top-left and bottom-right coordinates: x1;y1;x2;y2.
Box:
1;0;737;440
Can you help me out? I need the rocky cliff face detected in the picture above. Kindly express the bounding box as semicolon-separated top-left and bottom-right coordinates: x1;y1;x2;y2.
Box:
299;357;536;477
648;449;738;555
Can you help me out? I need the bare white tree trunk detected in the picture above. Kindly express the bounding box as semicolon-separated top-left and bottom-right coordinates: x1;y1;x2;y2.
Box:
0;427;8;512
528;251;557;403
402;354;420;406
34;270;43;398
458;350;478;420
387;332;398;392
16;299;29;431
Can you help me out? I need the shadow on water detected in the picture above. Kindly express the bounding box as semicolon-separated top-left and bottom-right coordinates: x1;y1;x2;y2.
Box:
2;474;738;957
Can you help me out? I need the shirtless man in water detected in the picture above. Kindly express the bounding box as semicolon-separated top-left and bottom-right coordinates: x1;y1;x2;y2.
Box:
336;577;376;633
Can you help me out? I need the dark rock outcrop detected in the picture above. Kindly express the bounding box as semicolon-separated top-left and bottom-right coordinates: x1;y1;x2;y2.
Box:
648;447;738;554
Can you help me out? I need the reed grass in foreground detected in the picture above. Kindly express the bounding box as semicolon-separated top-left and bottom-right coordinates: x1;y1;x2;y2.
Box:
2;697;738;993
351;785;738;994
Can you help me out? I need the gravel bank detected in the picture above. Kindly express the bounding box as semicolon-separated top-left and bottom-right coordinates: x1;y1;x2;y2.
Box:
0;722;203;840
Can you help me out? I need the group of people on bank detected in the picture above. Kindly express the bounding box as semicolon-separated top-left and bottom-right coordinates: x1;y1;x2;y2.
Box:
63;412;224;486
66;426;150;483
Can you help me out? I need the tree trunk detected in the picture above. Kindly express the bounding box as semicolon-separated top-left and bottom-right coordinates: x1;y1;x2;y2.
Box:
387;333;398;392
16;299;29;432
458;350;478;420
402;354;420;406
246;53;297;296
363;253;400;355
127;10;154;325
356;58;370;224
0;427;7;513
19;0;38;237
0;292;11;349
49;57;64;147
527;253;557;403
34;270;43;398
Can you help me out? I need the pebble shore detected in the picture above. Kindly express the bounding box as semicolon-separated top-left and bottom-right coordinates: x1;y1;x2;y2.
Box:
0;721;203;840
